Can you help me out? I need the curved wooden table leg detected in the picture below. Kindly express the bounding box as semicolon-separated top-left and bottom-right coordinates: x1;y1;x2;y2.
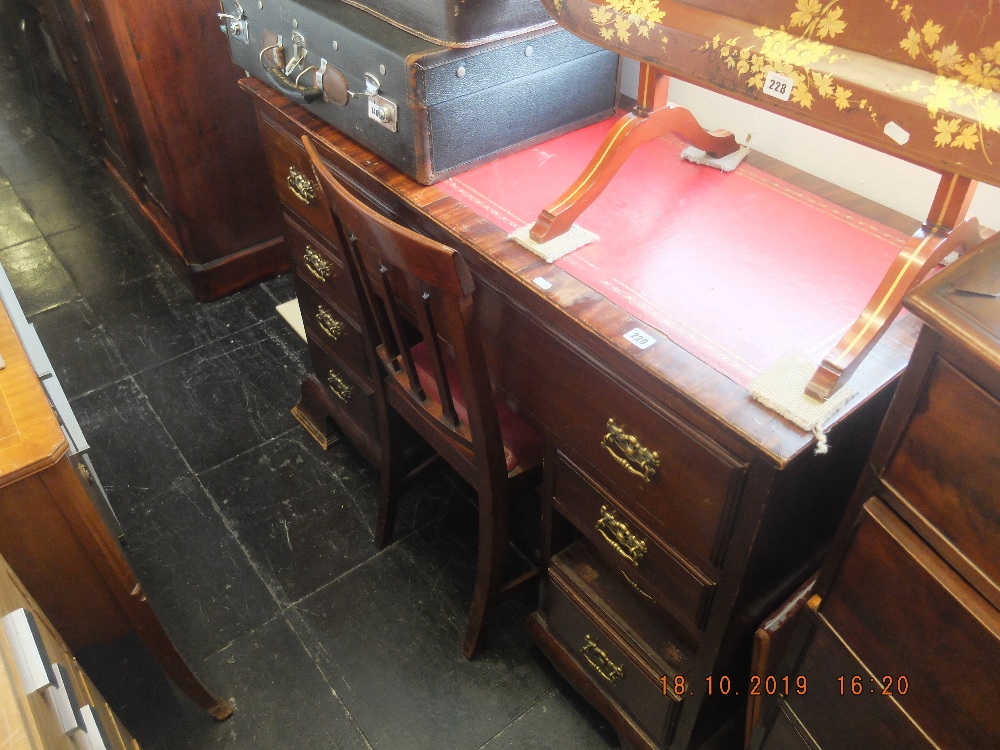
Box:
126;583;234;720
806;218;983;400
528;105;740;243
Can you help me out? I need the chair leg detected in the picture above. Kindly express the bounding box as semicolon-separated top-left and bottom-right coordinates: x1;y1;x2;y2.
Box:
374;408;405;549
462;483;510;659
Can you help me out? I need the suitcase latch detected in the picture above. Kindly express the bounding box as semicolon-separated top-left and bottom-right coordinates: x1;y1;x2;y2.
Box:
218;1;249;45
348;73;397;133
284;31;308;76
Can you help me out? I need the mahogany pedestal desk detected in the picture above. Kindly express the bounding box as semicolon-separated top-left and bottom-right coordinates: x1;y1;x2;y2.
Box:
0;291;231;721
241;77;922;750
748;230;1000;750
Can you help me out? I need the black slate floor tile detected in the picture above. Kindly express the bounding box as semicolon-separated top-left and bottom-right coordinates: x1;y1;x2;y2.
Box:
116;476;280;662
199;434;378;607
480;686;619;750
71;377;192;512
289;505;551;750
0;235;78;315
87;271;279;375
135;319;308;473
80;618;372;750
15;169;121;236
261;271;297;306
0;127;82;185
28;298;128;399
47;212;169;298
0;184;41;249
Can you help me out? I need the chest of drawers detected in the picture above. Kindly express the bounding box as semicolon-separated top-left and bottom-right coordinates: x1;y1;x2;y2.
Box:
0;553;139;749
749;230;1000;750
240;77;922;749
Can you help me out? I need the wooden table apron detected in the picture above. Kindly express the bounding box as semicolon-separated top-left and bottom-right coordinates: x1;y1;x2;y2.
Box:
241;77;921;748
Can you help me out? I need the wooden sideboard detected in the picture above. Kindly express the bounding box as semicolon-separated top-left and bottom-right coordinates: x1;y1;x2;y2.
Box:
0;285;230;721
240;77;924;750
23;0;285;300
748;230;1000;750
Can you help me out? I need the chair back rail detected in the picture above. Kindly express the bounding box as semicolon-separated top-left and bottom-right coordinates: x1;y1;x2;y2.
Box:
302;135;508;482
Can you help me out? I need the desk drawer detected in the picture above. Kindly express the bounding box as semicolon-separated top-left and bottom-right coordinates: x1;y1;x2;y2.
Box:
546;561;681;745
259;114;338;238
286;215;361;322
775;615;932;750
297;277;369;387
553;453;714;638
882;356;1000;604
819;497;1000;749
498;313;747;569
306;335;378;445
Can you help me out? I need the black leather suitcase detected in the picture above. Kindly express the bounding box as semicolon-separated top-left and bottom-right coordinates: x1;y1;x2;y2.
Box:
219;0;618;184
340;0;554;47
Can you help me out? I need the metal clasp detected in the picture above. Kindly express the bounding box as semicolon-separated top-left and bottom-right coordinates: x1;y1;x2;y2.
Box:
218;1;249;44
348;73;398;132
284;31;308;76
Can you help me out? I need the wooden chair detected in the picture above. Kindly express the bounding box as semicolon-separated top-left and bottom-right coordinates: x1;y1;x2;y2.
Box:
303;136;544;658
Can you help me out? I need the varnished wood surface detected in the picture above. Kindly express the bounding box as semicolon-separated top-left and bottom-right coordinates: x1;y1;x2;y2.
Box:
40;0;286;300
541;0;1000;187
241;77;919;468
750;222;1000;750
0;302;67;487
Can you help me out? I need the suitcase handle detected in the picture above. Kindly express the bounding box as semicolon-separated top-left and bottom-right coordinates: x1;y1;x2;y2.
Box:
263;60;323;103
260;41;350;106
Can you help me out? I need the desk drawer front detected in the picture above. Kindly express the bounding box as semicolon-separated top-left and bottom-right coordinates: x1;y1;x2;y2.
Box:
499;316;746;568
820;498;1000;749
259;114;338;238
286;216;361;320
306;336;378;444
777;616;933;750
553;454;714;637
296;278;369;387
882;356;1000;602
546;566;681;744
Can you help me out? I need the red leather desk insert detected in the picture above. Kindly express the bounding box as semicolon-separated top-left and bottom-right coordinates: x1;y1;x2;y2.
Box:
440;118;907;387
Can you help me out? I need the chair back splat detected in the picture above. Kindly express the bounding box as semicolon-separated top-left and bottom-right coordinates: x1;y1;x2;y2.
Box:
302;136;542;659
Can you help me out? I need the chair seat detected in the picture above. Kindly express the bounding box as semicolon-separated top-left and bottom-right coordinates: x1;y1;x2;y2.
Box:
410;341;543;472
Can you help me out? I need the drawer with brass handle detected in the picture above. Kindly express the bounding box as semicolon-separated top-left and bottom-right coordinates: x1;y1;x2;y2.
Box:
294;273;371;387
258;113;339;238
305;334;378;444
545;559;682;746
286;214;364;324
553;453;715;638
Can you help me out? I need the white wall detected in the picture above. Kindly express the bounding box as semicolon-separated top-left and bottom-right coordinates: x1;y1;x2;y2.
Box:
620;60;1000;230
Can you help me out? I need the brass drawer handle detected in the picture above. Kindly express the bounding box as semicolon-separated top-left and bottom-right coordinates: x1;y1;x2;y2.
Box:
316;306;344;340
621;571;655;603
304;247;330;282
581;634;623;684
602;418;661;483
596;505;647;566
326;370;353;402
287;165;316;204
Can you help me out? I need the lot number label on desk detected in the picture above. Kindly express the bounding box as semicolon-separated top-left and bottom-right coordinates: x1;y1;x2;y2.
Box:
624;328;657;350
763;71;794;101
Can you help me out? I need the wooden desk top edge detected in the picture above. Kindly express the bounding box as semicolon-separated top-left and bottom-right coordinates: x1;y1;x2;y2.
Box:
0;298;69;487
242;77;920;466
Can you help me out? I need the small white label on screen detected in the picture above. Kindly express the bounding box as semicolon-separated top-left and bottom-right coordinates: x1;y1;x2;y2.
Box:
763;71;794;101
624;328;656;350
883;121;911;146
